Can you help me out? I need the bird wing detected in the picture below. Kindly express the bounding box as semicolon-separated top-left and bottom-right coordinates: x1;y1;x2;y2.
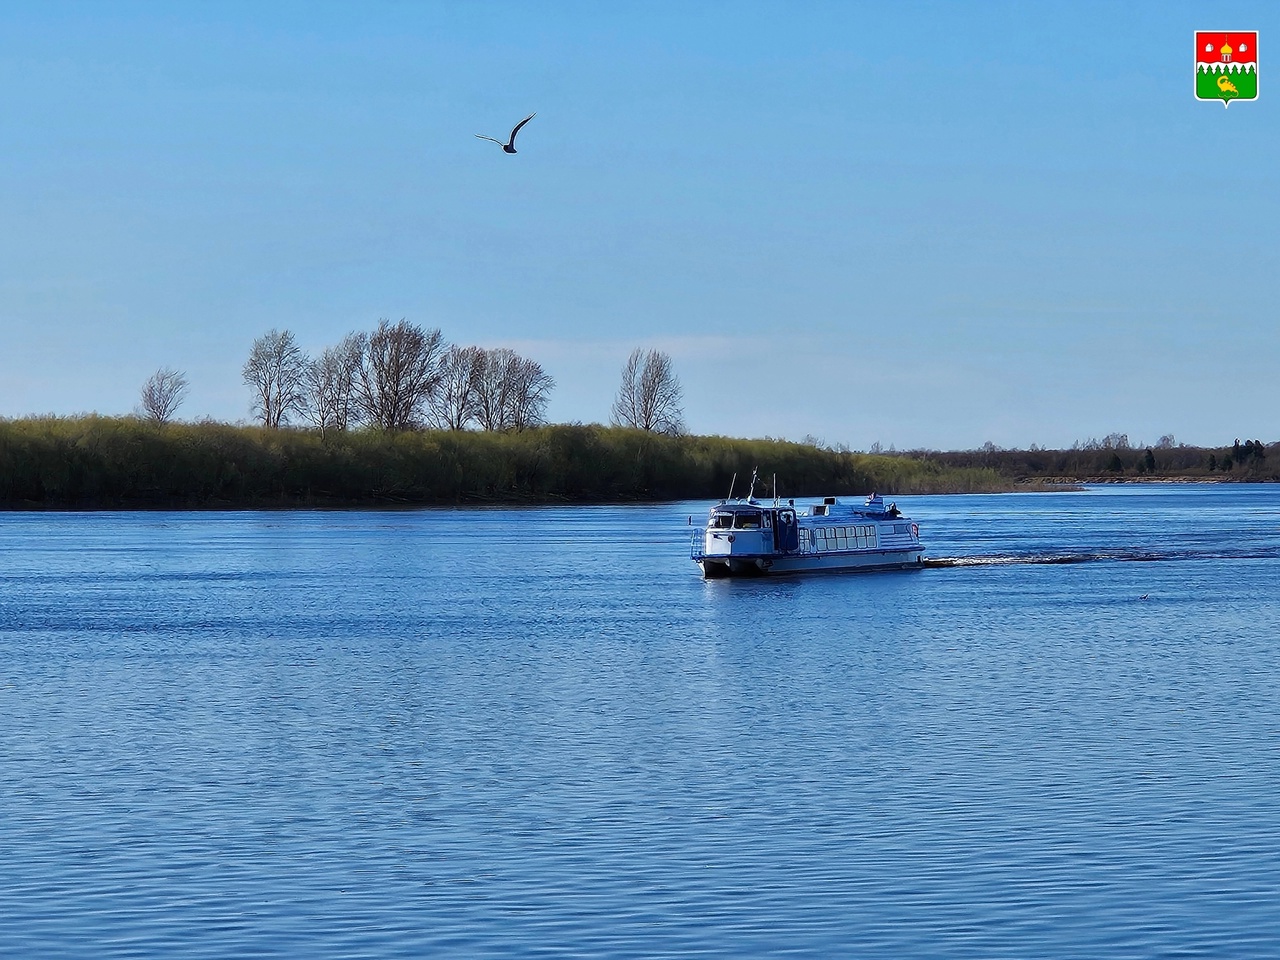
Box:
507;112;536;146
475;134;505;144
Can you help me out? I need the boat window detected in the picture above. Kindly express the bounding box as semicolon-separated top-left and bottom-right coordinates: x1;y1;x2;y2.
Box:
711;513;734;528
838;529;849;548
733;512;762;529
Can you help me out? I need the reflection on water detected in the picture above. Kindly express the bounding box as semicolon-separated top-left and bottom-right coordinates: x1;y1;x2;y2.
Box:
2;485;1279;959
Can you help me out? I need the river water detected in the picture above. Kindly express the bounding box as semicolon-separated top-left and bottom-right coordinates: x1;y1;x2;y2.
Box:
2;484;1278;958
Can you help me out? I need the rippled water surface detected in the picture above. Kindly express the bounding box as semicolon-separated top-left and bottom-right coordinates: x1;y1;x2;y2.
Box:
3;484;1280;958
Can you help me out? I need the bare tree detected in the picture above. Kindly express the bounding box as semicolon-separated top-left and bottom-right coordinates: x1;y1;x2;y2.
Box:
243;329;308;428
137;367;188;423
430;344;485;430
303;334;362;438
611;348;684;435
508;355;554;430
354;319;445;430
471;348;555;431
473;348;518;431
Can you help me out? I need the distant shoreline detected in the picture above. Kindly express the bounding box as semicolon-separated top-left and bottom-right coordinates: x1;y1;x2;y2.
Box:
1;417;1273;510
0;417;1015;511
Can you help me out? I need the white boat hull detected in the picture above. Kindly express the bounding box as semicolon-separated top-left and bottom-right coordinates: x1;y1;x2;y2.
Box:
699;548;924;578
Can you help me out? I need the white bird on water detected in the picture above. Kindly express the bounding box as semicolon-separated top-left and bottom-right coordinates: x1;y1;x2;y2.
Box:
475;113;536;154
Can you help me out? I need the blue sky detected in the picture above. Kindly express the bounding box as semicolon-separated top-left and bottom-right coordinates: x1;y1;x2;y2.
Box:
1;1;1276;450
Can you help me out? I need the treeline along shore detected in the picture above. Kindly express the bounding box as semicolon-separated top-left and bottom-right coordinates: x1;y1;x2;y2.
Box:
1;417;1274;509
0;416;1015;509
919;436;1279;484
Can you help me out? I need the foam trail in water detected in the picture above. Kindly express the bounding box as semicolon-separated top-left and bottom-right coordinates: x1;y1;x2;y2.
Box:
923;555;1096;567
923;546;1280;568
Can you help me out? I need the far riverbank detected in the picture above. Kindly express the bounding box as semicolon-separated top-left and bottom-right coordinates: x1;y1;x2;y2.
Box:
1;417;1273;510
0;417;1013;510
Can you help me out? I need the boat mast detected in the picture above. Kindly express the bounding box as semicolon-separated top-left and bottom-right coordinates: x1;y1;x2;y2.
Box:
726;472;737;501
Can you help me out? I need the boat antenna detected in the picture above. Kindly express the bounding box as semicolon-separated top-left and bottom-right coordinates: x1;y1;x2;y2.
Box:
748;467;759;500
773;473;778;506
727;472;737;500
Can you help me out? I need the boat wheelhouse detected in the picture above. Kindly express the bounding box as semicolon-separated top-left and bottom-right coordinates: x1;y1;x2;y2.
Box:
691;490;924;578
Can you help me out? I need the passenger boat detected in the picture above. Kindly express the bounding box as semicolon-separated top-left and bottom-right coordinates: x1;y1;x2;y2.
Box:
690;478;924;578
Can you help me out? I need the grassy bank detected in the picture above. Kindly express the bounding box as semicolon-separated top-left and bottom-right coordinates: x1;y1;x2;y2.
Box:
0;416;1013;508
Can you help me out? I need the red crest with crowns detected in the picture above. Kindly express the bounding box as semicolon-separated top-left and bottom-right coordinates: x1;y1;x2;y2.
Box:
1196;31;1258;107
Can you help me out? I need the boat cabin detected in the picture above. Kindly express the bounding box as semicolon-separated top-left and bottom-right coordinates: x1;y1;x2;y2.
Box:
705;501;801;552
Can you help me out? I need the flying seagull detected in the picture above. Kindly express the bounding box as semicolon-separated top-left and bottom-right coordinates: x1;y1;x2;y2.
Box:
475;113;536;153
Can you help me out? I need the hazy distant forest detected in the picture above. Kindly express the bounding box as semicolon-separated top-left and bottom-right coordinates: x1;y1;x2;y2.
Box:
1;321;1276;508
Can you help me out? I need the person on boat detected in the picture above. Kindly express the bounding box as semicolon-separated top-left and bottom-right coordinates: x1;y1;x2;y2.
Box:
888;502;901;518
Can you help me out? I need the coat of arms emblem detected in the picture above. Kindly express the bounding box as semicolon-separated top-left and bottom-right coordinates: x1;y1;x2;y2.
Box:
1196;31;1258;107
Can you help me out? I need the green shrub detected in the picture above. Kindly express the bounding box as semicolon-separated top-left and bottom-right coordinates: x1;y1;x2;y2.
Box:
0;417;1016;508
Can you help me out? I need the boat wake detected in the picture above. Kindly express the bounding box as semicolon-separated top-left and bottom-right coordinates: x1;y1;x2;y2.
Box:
924;546;1280;568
